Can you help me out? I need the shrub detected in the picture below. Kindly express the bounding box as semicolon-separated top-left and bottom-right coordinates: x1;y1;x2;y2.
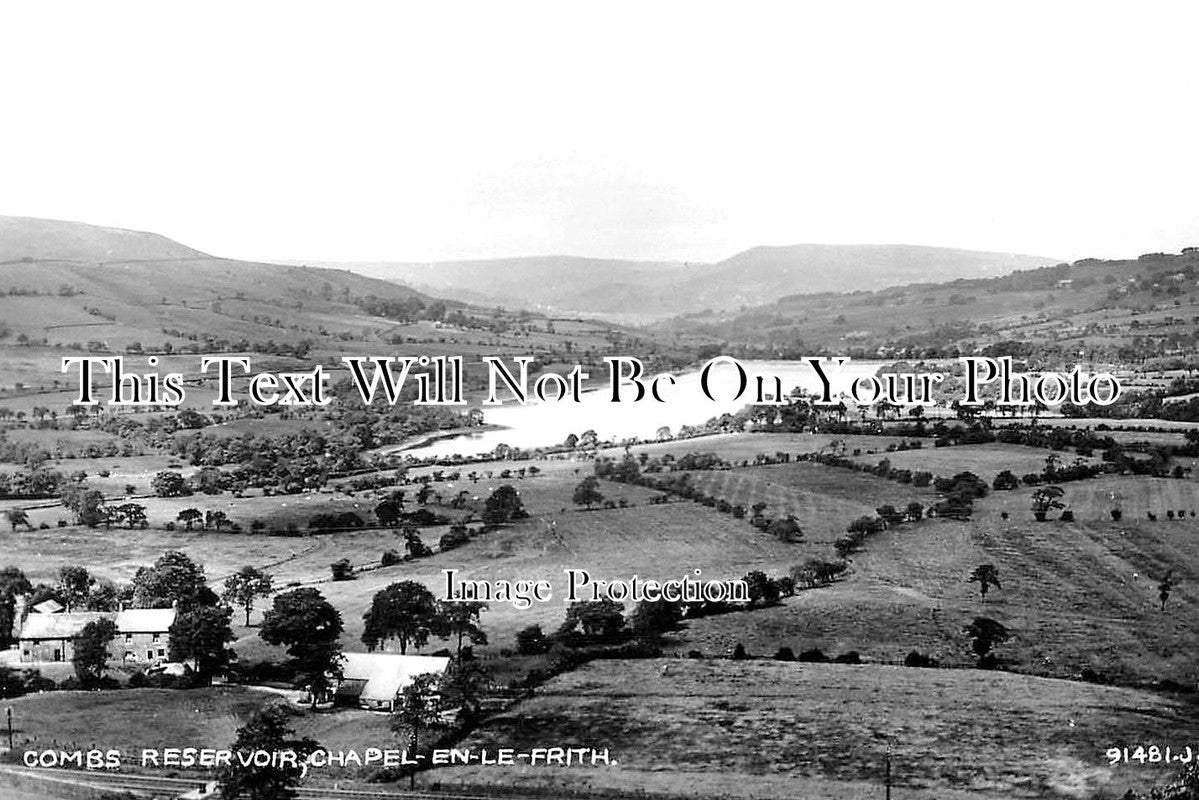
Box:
833;651;862;664
380;550;402;567
773;646;796;662
797;648;829;663
904;650;938;668
1110;509;1122;521
330;558;354;581
731;643;748;660
515;624;550;655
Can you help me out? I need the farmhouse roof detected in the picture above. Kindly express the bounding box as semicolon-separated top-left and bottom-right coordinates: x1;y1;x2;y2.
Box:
32;599;64;614
338;652;450;703
20;608;177;640
19;612;106;640
116;608;176;633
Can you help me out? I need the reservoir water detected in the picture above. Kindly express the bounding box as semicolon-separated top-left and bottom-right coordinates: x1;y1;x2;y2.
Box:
401;358;885;459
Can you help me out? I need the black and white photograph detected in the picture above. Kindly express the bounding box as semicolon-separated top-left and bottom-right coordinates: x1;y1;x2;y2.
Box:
1;3;1199;799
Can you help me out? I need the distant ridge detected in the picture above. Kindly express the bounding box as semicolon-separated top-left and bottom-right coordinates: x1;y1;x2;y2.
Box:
328;244;1056;319
0;215;209;263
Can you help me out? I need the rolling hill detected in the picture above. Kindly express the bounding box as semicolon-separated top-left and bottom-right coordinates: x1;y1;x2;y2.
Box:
0;215;439;354
0;216;208;263
325;244;1055;319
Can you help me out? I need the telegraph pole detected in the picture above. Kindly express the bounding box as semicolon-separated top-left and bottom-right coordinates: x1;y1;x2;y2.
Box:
885;744;892;800
6;707;13;751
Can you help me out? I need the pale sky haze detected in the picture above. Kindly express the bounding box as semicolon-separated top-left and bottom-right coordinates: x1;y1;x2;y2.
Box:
1;1;1196;264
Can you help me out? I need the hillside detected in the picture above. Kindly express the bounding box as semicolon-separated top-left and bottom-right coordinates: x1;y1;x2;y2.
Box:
661;249;1199;366
318;244;1054;320
0;216;209;263
0;215;449;354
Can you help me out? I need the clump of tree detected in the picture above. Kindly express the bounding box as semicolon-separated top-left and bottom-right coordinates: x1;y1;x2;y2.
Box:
260;588;344;708
572;476;605;510
222;566;274;627
963;616;1010;668
169;605;234;685
362;581;438;654
481;485;528;526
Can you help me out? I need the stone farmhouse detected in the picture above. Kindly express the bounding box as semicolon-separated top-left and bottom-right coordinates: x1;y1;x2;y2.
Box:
14;598;176;666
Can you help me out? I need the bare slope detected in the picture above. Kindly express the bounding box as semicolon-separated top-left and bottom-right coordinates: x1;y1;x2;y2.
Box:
0;216;208;263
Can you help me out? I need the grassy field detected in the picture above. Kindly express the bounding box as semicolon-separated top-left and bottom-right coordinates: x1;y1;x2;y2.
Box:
443;658;1199;800
680;460;937;546
1;686;397;781
676;476;1199;686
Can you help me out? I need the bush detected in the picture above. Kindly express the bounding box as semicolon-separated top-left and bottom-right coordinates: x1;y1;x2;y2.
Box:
330;558;354;581
515;624;550;655
797;648;829;663
903;650;938;668
380;549;402;567
833;651;862;664
773;646;796;662
731;643;748;660
1110;509;1122;521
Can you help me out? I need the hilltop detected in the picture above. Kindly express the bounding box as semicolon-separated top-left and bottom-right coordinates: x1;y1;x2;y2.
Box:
312;244;1054;320
0;216;209;263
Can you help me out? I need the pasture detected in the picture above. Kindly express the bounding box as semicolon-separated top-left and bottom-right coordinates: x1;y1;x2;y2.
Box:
679;476;1199;686
444;658;1199;799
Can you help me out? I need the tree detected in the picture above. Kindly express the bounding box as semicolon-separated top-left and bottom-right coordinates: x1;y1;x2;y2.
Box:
0;566;32;646
132;551;213;609
962;616;1010;667
572;476;604;510
73;618;117;686
330;559;354;581
559;599;624;642
515;624;549;654
60;485;106;527
992;470;1019;491
1159;571;1176;611
223;566;274;626
218;706;319;800
114;502;147;529
403;528;432;559
967;564;1001;601
1030;485;1065;521
151;470;191;498
362;581;438;654
481;485;527;526
6;509;30;531
58;565;92;612
176;508;203;530
260;588;344;709
441;656;492;724
169;606;234;684
432;600;488;655
391;673;442;789
628;599;683;638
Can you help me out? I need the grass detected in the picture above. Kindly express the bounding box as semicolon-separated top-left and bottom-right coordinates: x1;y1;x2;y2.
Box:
676;475;1199;687
443;658;1199;799
1;686;397;781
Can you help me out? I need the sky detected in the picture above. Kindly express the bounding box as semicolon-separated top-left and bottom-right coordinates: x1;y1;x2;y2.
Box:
1;1;1197;265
